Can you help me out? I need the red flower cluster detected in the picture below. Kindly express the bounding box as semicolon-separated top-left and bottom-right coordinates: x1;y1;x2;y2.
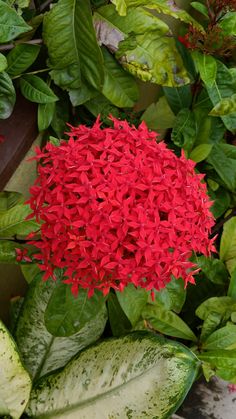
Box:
27;117;215;296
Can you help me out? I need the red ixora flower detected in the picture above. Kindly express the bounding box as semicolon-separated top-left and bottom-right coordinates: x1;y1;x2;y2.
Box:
27;117;215;297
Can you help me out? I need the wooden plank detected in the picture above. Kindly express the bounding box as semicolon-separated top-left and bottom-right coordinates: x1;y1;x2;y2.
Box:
0;94;38;190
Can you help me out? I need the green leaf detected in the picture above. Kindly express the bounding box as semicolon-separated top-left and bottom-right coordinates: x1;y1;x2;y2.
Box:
43;0;104;90
210;94;236;116
151;278;186;314
195;256;228;285
198;350;236;383
0;240;20;263
0;71;16;119
0;204;39;237
207;144;236;192
107;293;132;336
37;102;55;132
116;285;148;326
111;0;127;15
15;275;107;380
95;5;189;87
20;75;58;104
21;263;41;284
85;93;120;121
141;96;176;130
102;47;138;107
0;191;24;211
206;61;236;132
190;1;209;18
163;85;192;114
203;324;236;350
69;82;98;107
7;44;40;77
0;320;31;419
26;331;199;418
0;0;31;43
196;296;236;321
189;143;213;163
219;12;236;36
142;304;197;341
51;92;70;138
220;217;236;274
171;108;196;152
228;268;236;301
0;53;7;72
192;51;217;87
208;186;230;218
44;281;106;337
199;311;222;342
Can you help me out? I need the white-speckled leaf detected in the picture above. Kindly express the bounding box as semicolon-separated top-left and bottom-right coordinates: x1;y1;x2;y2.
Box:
26;332;199;418
0;320;31;419
14;275;107;380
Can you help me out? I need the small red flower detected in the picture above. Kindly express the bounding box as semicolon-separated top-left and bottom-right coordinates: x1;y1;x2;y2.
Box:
27;117;215;296
15;248;32;263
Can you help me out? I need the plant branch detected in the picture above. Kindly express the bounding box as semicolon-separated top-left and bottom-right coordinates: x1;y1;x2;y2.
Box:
39;0;53;12
0;39;43;52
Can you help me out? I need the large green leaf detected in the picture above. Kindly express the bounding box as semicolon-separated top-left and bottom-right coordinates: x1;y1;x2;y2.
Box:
219;11;236;36
199;311;222;342
69;81;98;106
15;276;107;380
0;53;7;72
163;85;192;114
207;145;236;192
206;61;236;132
0;240;22;263
194;255;228;285
151;278;186;314
208;186;230;219
141;96;176;131
220;216;236;274
198;350;236;383
192;52;217;87
0;320;31;419
0;71;16;119
228;268;236;301
107;293;132;336
7;44;41;77
20;74;58;104
210;94;236;116
142;304;197;341
196;296;236;321
203;324;236;350
116;284;147;326
0;204;39;237
43;0;104;90
94;5;189;86
171;108;196;152
189;143;213;163
102;47;138;107
26;331;199;418
0;0;31;43
44;281;106;337
38;102;55;132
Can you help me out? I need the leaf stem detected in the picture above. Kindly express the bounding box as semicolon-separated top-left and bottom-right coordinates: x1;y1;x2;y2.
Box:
12;68;50;80
0;39;43;52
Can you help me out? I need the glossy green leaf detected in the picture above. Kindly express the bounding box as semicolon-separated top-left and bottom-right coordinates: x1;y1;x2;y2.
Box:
219;12;236;36
0;204;39;237
69;82;98;107
21;263;41;284
208;186;230;218
199;311;222;342
15;276;107;380
206;61;236;132
196;297;236;321
220;217;236;274
142;304;197;341
228;268;236;301
171;108;196;152
20;75;58;104
43;0;104;90
51;92;70;138
141;96;176;130
26;332;199;418
210;94;236;116
0;0;31;43
102;47;138;107
95;5;189;86
116;284;148;326
0;320;31;419
107;293;132;336
151;278;186;314
189;143;213;163
0;71;16;119
190;2;209;18
198;350;236;383
0;191;24;211
207;145;236;192
111;0;127;15
7;44;41;77
192;52;217;87
0;53;7;72
85;93;120;121
44;281;106;337
203;324;236;350
194;256;228;285
38;102;55;131
163;85;192;114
